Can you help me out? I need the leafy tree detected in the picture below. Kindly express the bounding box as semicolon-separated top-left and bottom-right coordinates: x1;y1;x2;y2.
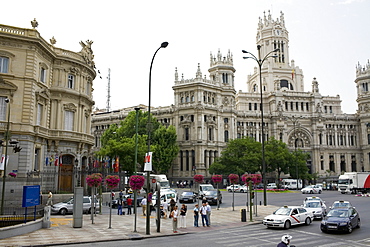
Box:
96;110;178;175
209;137;261;175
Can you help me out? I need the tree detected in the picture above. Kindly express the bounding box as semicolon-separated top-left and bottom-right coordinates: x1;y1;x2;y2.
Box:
96;110;179;175
209;137;261;175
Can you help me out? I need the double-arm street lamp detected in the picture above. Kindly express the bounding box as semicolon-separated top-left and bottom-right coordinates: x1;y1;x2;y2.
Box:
146;41;168;235
242;46;279;206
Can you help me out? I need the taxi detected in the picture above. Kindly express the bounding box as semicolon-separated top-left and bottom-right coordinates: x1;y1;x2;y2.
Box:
302;200;327;219
263;205;313;229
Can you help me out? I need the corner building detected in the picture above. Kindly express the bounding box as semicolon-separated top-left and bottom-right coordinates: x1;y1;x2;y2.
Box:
0;21;96;200
92;11;370;182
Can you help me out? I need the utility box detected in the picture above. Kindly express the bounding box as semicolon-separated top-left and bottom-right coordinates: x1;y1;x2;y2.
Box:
241;208;247;222
73;187;83;228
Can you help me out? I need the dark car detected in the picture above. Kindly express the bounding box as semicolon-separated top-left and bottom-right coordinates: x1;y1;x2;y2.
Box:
321;207;360;233
179;191;197;203
203;190;222;205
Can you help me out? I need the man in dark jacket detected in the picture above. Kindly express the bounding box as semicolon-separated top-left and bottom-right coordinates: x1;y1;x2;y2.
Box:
277;234;295;247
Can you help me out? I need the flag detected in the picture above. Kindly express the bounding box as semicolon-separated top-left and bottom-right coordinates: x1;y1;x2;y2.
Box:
59;155;63;166
144;152;152;171
54;155;59;166
113;157;119;172
0;154;9;170
45;156;49;166
292;69;295;80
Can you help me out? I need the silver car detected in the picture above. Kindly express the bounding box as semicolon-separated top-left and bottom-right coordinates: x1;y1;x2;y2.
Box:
51;196;100;215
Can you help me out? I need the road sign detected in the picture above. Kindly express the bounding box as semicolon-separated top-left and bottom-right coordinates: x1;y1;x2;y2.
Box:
151;178;156;183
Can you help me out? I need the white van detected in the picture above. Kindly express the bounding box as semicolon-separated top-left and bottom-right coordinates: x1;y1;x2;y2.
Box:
152;190;177;206
282;179;302;190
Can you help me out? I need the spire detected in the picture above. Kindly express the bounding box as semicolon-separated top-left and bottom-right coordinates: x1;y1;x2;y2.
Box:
175;67;178;81
196;63;202;79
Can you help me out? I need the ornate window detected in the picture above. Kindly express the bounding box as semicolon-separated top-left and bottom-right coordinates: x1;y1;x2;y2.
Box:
0;56;9;73
0;97;8;121
68;74;75;89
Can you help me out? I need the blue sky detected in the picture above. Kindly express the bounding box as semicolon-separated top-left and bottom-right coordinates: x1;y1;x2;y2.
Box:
1;0;369;114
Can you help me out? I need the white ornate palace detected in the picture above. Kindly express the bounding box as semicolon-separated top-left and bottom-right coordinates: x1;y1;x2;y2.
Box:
93;11;370;182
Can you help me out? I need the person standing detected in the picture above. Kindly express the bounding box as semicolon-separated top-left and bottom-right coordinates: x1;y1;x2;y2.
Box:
141;196;147;216
206;202;212;226
171;205;179;233
162;199;169;219
117;198;123;215
46;190;53;206
169;197;176;214
193;204;199;227
126;197;133;215
179;204;187;228
200;202;209;227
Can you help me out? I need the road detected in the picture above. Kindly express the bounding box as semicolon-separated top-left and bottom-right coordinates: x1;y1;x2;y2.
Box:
81;189;370;247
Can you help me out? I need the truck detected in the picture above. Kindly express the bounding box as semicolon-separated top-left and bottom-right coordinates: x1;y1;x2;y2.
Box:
281;179;302;190
337;172;370;194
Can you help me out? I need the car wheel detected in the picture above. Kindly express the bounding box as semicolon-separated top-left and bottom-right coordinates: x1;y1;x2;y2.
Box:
305;217;311;225
240;190;244;193
228;189;232;192
356;219;361;228
60;208;67;215
321;228;327;233
347;224;353;233
310;190;313;194
319;190;322;194
284;220;291;229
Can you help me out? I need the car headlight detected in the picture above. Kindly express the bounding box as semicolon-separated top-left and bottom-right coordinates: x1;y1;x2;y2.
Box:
275;220;282;223
214;197;218;199
321;220;327;225
339;222;348;226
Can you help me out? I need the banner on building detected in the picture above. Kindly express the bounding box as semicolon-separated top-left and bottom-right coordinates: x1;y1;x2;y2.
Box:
0;154;9;170
144;152;152;171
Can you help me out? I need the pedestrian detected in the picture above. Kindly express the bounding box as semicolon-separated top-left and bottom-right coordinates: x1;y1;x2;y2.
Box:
119;190;124;199
277;234;295;247
206;202;212;225
126;196;133;215
141;196;147;216
179;204;187;228
189;180;193;188
200;202;209;227
117;198;123;215
169;197;176;213
162;199;169;218
193;204;199;227
171;205;179;233
46;190;53;206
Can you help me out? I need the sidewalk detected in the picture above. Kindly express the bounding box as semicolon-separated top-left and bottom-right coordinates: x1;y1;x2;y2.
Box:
0;205;278;247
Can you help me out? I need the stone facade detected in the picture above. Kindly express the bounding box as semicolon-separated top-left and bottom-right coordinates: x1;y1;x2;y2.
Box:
91;11;369;183
0;21;96;199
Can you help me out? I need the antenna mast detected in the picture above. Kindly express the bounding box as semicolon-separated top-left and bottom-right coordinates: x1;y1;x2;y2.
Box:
106;68;111;112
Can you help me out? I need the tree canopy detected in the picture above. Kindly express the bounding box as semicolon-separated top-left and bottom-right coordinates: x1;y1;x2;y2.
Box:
96;110;179;175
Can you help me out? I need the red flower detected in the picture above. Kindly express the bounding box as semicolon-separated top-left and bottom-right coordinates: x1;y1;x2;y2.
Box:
86;173;103;187
228;174;239;184
105;175;120;190
242;174;262;185
129;175;145;190
212;175;222;183
193;174;204;183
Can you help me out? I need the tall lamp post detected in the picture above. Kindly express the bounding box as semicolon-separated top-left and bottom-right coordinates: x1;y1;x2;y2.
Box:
286;115;302;190
133;106;141;232
1;98;10;215
146;41;168;235
242;46;278;206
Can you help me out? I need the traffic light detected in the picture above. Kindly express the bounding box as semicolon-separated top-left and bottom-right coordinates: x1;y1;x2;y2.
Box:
251;191;255;199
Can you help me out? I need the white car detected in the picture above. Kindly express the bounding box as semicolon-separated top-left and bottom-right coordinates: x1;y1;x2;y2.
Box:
303;200;327;219
301;185;322;194
226;184;248;192
330;200;353;209
263;205;313;229
267;183;277;189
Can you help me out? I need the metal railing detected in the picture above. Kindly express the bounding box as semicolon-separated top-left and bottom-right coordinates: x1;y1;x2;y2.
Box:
0;206;44;228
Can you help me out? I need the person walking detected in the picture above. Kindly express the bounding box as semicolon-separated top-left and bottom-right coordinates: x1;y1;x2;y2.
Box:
171;205;179;233
46;190;53;206
141;196;147;216
126;196;133;215
193;204;199;227
200;202;209;227
179;204;187;228
206;202;212;225
117;198;123;215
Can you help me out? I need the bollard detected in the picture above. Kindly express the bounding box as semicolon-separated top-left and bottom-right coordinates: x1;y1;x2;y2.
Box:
241;208;247;222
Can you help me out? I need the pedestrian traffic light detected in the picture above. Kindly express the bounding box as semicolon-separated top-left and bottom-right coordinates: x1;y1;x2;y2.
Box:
251;191;255;199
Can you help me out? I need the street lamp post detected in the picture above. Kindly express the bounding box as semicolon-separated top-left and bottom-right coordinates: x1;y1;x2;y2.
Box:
133;106;141;232
1;98;10;215
286;115;302;190
242;46;278;206
146;41;168;235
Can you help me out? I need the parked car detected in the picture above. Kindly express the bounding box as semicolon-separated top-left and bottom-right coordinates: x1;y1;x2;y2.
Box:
266;183;277;189
226;184;248;193
330;200;353;209
111;194;144;208
263;205;313;229
179;191;197;203
302;200;327;219
202;189;222;205
301;185;322;194
321;207;360;233
51;196;100;215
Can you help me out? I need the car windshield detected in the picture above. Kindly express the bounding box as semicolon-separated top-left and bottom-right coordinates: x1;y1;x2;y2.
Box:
305;201;320;208
327;209;349;218
274;207;292;215
182;192;193;196
63;198;73;203
305;185;313;188
332;202;350;208
205;191;217;196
